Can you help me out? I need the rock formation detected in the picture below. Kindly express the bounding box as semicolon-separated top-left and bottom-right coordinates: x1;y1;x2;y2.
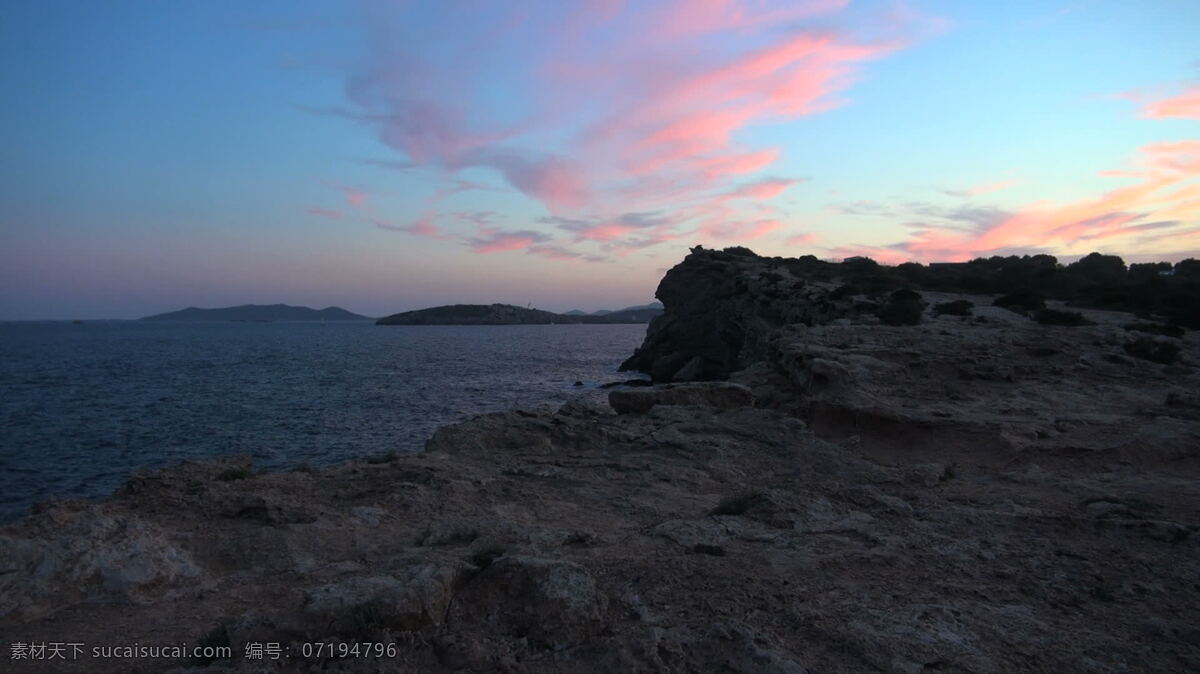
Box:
620;247;843;381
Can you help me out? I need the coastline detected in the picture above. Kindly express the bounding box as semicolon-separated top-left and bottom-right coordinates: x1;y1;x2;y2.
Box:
3;249;1199;671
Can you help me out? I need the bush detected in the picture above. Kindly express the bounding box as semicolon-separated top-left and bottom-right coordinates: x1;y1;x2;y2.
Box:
933;299;974;316
994;290;1046;314
830;283;859;300
876;289;926;326
1124;322;1186;338
1124;338;1181;364
1034;309;1091;326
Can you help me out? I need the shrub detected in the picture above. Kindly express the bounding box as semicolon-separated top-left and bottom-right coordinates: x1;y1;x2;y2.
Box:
933;299;974;316
1124;338;1181;364
994;290;1045;314
1034;309;1091;326
830;283;859;300
876;289;926;326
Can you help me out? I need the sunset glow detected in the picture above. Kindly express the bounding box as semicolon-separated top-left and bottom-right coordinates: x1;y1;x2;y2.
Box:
1;0;1197;319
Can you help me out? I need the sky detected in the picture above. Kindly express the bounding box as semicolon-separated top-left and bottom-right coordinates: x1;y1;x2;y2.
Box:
1;0;1198;320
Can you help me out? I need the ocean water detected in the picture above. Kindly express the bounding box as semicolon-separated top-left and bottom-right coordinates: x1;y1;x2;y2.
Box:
0;321;648;522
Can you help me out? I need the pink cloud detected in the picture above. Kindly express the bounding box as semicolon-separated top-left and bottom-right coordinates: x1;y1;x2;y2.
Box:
825;244;912;265
574;223;637;241
652;0;850;39
724;177;803;201
527;244;606;262
468;227;551;253
372;217;452;240
335;1;937;259
307;207;344;220
864;140;1200;262
785;232;817;246
943;179;1019;198
1141;85;1200;120
701;218;783;242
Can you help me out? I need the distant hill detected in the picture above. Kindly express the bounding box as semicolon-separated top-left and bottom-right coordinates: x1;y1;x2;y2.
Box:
376;303;662;325
610;302;664;314
594;304;663;323
142;304;370;322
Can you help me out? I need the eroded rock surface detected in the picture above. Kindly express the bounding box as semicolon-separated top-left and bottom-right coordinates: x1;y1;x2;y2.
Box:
608;381;755;414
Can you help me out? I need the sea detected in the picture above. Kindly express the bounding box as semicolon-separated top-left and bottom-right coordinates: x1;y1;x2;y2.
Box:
0;320;648;522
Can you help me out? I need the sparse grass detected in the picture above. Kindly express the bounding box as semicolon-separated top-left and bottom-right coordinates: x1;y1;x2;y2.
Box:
351;603;386;637
291;462;316;474
365;451;398;465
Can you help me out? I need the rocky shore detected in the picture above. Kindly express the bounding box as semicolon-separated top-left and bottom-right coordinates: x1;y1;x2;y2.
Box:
3;248;1199;672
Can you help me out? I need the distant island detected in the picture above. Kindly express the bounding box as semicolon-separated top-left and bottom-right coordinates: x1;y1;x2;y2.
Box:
376;303;663;325
141;304;370;322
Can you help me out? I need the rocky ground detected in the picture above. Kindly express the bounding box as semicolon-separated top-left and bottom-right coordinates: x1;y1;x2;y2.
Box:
3;249;1199;672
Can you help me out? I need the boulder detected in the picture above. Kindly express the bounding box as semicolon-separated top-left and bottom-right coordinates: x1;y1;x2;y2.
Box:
609;382;756;414
301;560;475;634
0;509;201;621
449;555;608;648
619;247;842;381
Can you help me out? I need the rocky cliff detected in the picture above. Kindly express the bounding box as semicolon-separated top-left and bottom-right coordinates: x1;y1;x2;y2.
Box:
3;248;1200;672
620;247;843;381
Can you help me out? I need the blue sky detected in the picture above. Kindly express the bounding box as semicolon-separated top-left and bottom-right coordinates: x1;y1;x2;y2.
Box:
1;0;1197;319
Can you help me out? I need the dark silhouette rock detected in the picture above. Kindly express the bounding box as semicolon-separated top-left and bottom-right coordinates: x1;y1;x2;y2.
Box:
619;247;842;381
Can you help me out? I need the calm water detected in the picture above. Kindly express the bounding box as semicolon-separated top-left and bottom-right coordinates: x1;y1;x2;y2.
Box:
0;321;647;521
